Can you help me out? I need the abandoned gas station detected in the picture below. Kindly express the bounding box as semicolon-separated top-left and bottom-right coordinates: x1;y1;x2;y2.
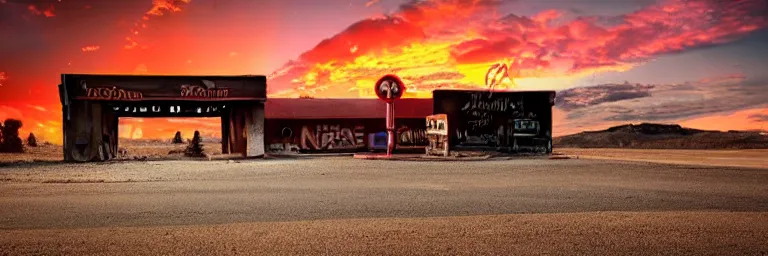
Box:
58;74;556;162
58;74;267;162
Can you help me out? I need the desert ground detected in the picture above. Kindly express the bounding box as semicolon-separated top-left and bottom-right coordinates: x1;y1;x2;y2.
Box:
1;141;767;255
558;148;768;169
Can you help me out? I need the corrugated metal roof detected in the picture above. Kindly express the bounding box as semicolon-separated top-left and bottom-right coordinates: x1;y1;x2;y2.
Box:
265;98;433;119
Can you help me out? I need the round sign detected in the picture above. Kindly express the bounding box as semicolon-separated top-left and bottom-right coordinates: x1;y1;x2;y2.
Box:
375;74;406;102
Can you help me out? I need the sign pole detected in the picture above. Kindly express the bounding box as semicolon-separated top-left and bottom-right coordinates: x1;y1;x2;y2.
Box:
386;101;395;156
374;74;406;158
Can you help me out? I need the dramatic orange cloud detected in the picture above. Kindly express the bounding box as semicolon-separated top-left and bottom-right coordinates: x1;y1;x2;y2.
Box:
0;72;6;87
268;0;767;98
126;0;193;49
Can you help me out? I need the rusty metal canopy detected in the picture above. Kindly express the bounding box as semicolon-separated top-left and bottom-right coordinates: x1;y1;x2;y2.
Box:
59;74;267;103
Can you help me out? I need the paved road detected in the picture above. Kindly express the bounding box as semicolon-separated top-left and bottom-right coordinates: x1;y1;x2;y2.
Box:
1;157;767;230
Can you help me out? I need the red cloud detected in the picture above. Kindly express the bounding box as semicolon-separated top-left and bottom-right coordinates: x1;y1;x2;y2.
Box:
126;0;192;50
298;17;426;63
297;0;501;64
453;0;768;74
145;0;192;17
270;0;767;98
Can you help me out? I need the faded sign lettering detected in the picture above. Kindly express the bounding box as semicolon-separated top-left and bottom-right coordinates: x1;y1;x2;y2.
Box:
86;87;143;100
181;85;229;98
459;93;524;130
461;93;519;113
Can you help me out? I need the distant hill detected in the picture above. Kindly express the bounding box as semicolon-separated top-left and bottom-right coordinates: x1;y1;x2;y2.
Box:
554;123;768;149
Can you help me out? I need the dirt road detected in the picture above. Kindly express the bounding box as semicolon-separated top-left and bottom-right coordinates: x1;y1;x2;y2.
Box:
1;156;767;255
3;212;767;255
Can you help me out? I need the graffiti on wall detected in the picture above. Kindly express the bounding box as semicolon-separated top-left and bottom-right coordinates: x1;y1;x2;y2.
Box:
268;143;300;153
396;125;427;146
454;92;530;146
460;92;522;131
300;125;365;150
86;87;144;100
461;92;521;114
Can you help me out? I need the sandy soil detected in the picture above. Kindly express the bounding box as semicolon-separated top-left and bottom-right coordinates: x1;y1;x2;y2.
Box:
557;148;768;169
0;139;222;163
0;143;61;163
2;212;766;255
3;141;767;170
120;139;223;158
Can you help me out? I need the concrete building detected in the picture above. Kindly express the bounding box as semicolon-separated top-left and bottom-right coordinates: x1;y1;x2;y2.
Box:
264;98;431;153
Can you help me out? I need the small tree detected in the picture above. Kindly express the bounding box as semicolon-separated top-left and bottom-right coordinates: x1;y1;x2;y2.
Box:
0;121;4;145
27;133;37;147
172;131;184;144
0;119;24;153
184;130;205;157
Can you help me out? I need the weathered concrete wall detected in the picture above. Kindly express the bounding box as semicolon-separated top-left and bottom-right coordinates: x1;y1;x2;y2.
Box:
245;103;265;157
63;101;118;162
264;118;427;153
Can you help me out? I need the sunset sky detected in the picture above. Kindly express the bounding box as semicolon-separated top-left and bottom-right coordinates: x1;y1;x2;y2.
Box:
0;0;766;143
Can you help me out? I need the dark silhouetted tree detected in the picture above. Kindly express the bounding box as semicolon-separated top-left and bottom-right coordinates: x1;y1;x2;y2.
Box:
172;131;184;144
0;119;24;153
0;121;4;145
184;130;205;157
27;133;38;147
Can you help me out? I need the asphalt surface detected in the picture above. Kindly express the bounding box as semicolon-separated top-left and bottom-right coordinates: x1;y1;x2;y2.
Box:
1;156;768;255
1;157;767;230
